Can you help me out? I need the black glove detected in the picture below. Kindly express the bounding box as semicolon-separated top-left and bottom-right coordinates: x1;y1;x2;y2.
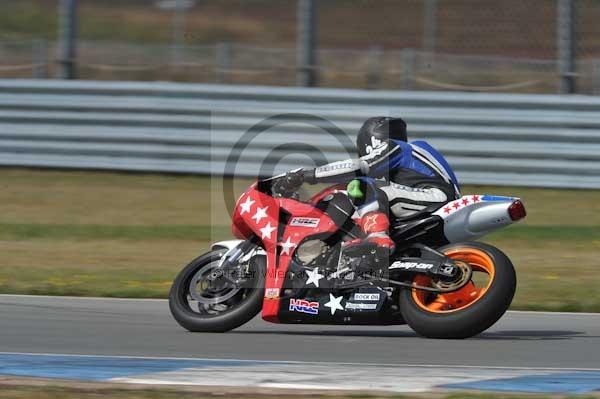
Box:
284;170;304;190
272;170;304;197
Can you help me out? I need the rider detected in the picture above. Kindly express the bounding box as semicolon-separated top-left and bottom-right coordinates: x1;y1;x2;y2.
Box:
301;116;460;254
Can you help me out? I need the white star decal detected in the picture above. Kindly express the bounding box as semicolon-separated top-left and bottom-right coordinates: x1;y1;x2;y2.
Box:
239;196;255;215
324;293;344;315
279;236;296;256
305;267;324;288
260;222;276;239
251;206;269;224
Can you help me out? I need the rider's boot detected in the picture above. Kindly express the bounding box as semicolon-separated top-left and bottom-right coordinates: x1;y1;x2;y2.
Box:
345;178;396;256
358;211;396;254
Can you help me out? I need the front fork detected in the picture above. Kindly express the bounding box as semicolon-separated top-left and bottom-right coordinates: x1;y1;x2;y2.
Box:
210;239;261;285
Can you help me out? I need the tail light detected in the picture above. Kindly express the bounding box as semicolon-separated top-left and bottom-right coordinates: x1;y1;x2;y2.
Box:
508;200;527;221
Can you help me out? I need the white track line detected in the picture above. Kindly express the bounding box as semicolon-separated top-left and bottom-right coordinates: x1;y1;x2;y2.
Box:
1;351;600;372
507;310;600;317
0;294;167;302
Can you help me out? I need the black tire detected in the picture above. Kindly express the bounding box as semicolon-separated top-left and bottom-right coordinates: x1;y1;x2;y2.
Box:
400;242;516;339
169;249;265;332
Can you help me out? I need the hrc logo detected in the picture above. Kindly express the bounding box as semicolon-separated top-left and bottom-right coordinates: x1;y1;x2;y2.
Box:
289;298;319;315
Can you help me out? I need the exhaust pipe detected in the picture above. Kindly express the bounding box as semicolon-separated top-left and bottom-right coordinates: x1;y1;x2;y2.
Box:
434;195;526;243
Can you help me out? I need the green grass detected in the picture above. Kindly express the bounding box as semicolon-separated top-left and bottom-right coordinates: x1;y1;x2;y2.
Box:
0;1;57;40
0;168;599;311
0;223;229;241
0;382;597;399
489;226;600;241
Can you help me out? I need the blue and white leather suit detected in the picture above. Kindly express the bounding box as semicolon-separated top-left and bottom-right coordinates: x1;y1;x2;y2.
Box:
305;138;460;219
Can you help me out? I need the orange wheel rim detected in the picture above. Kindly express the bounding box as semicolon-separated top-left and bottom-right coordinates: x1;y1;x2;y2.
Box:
411;248;496;314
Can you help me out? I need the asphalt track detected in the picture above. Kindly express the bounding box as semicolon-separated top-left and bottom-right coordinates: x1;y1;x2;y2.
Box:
1;294;599;369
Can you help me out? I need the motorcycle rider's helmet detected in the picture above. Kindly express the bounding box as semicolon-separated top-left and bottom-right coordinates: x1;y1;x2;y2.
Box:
356;116;407;157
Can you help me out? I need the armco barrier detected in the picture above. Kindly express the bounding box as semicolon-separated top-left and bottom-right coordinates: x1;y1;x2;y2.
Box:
0;79;599;189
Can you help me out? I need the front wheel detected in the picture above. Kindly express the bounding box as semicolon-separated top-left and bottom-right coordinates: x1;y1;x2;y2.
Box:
400;242;516;339
169;248;265;332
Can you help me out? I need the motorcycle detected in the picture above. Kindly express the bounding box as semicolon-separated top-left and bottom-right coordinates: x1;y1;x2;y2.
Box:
169;170;526;338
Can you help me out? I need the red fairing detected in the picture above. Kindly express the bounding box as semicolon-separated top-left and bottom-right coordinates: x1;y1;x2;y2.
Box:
232;185;280;244
232;184;338;323
231;184;271;240
263;198;338;322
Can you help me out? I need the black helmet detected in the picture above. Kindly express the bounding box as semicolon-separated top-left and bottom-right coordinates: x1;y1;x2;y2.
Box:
356;116;407;157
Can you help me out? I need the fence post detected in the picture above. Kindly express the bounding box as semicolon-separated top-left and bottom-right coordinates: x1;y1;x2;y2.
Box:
296;0;318;87
423;0;437;53
33;39;48;79
592;59;600;95
366;46;384;90
400;48;415;90
215;42;232;84
57;0;78;79
557;0;576;94
170;0;187;66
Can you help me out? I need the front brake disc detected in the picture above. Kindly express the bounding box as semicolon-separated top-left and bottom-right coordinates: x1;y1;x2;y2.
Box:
189;262;241;304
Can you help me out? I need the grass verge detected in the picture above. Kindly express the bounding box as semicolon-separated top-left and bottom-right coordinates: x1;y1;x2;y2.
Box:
0;379;598;399
0;168;598;311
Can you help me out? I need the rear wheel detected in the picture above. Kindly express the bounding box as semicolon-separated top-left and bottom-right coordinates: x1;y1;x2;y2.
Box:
169;248;265;332
400;242;516;339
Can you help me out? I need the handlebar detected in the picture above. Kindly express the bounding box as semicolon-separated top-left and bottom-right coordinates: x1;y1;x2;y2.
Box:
271;170;304;198
256;168;305;198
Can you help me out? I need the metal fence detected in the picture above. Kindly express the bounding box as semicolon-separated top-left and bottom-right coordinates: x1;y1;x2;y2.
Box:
0;79;599;189
6;39;600;95
4;0;600;94
0;40;49;79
